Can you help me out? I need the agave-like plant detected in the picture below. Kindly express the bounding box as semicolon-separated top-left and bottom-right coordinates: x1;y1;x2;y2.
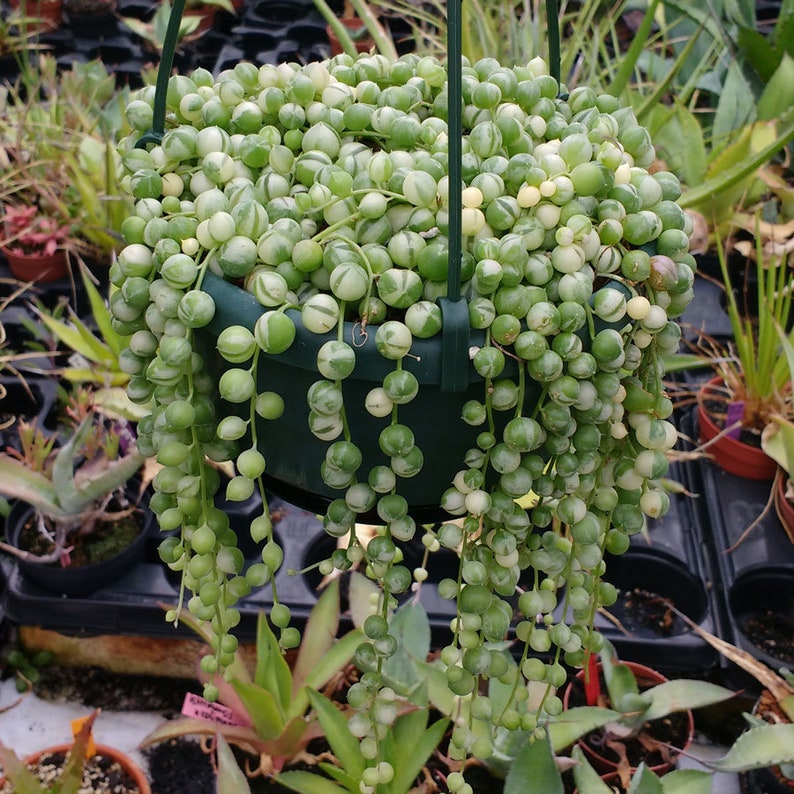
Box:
0;407;145;564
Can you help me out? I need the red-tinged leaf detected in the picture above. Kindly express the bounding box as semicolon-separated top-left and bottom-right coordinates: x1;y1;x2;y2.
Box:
58;708;100;794
138;717;264;751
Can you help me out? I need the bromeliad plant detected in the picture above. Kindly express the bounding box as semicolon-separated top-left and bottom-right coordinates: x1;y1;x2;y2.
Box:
33;261;151;420
140;578;363;786
112;46;694;789
0;205;72;257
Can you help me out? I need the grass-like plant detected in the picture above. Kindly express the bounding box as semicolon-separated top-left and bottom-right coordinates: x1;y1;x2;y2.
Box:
704;230;794;438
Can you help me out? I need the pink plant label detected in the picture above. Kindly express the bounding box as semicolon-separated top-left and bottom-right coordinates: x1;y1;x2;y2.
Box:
725;401;745;440
181;692;248;726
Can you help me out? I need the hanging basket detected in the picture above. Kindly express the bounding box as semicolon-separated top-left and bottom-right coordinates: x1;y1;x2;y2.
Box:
198;273;541;519
129;0;542;521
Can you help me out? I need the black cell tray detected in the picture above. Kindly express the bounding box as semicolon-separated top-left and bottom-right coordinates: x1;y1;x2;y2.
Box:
585;460;723;676
687;440;794;687
679;275;733;343
4;461;724;678
4;498;323;641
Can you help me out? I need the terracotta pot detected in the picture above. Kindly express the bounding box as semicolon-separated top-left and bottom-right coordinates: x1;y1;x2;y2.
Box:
185;7;216;35
1;247;69;283
327;18;374;56
562;661;695;777
773;471;794;543
7;0;63;28
697;377;776;480
0;743;151;793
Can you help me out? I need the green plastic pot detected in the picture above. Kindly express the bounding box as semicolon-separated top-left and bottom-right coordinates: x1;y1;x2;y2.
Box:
198;273;541;521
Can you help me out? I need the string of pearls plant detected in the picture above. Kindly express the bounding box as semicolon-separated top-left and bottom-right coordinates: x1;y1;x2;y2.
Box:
112;51;694;785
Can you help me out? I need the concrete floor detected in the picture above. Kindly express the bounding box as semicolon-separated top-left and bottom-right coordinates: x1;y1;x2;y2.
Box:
0;677;166;775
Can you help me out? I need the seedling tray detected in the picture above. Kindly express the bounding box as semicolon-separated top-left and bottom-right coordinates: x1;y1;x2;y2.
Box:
687;446;794;685
3;498;321;641
584;460;723;676
680;275;733;342
4;468;722;676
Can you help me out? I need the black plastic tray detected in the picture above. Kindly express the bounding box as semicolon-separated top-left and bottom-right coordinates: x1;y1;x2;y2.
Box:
679;275;734;342
584;460;722;676
4;498;319;640
4;467;723;677
684;413;794;686
682;400;794;688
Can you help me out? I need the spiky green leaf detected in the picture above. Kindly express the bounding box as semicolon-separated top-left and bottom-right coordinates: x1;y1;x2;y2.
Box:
709;723;794;771
642;680;735;722
627;764;664;794
571;745;614;793
659;768;713;794
548;706;622;752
